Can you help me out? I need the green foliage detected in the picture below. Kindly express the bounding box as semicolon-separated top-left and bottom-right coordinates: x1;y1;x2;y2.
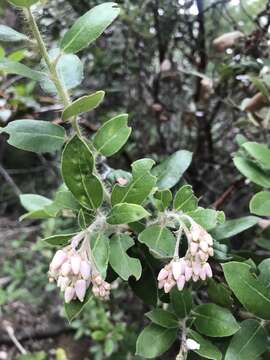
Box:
93;114;131;157
107;203;149;224
145;309;178;328
187;329;222;360
173;184;198;212
60;3;120;53
62;91;105;121
211;216;258;240
250;191;270;216
170;287;193;318
89;232;109;279
0;25;29;42
7;0;38;6
0;58;45;80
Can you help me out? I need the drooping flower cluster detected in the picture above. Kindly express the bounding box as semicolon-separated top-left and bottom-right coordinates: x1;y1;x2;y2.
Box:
48;233;110;303
158;221;213;293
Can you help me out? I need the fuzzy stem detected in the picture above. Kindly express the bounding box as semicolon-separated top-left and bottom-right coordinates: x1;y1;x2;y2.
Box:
176;319;188;360
25;7;81;137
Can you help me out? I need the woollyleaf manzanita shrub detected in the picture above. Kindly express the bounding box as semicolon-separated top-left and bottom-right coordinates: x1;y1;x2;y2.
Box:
1;2;270;359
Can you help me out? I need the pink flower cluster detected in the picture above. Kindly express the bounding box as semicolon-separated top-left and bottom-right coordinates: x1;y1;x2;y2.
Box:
49;245;110;303
158;222;213;293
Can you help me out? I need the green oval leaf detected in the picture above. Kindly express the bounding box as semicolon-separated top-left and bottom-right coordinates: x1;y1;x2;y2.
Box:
173;184;198;212
93;114;131;157
233;156;270;187
20;194;52;212
40;51;83;94
188;208;224;231
65;289;91;322
42;233;77;246
135;324;177;358
61;136;103;210
62;91;105;121
210;216;258;240
89;232;109;279
152;150;192;189
145;309;178;328
223;261;270;320
154;189;172;211
107;203;149;225
192;303;240;337
1;120;65;153
109;234;142;280
111;158;156;205
225;320;267;360
250;191;270;216
242;141;270;167
0;59;45;81
170;287;193;319
0;25;29;42
7;0;38;7
188;329;222;360
138;225;176;258
60;3;120;53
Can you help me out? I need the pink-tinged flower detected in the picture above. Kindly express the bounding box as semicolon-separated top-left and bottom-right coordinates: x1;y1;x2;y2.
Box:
190;242;199;256
158;279;166;289
204;233;213;246
192;261;201;276
75;279;87;302
61;261;71;276
50;250;67;270
208;247;214;257
199;267;206;281
172;261;183;280
191;223;201;241
64;286;75;303
70;256;81;275
185;266;193;281
164;280;175;293
192;274;199;282
80;261;91;280
176;275;185;290
158;268;169;281
199;240;208;252
203;262;213;278
198;250;208;262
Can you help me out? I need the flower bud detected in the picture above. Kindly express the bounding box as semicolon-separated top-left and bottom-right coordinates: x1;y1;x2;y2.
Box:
203;262;212;278
198;250;208;262
199;267;206;281
191;223;201;242
204;233;213;246
208;247;214;257
80;261;91;280
158;280;165;289
75;279;86;302
64;286;75;303
192;274;199;282
157;268;168;281
92;286;100;297
172;261;183;280
50;250;67;270
200;240;208;252
61;261;71;276
192;261;201;276
164;280;175;293
95;275;103;285
71;256;81;275
186;338;200;350
60;277;69;292
185;266;193;281
190;242;199;256
176;275;185;291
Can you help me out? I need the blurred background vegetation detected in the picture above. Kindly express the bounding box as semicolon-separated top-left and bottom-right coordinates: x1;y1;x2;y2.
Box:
0;0;270;359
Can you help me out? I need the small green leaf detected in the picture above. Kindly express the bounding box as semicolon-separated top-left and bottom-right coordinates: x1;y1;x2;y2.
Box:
207;279;233;308
154;189;172;210
109;234;142;280
138;225;176;258
1;120;65;153
20;194;52;212
188;208;223;231
107;203;149;225
111;158;156;205
170;287;193;318
65;289;91;322
233;156;270;187
61;136;103;210
225;319;267;360
0;58;45;81
89;232;109;279
250;191;270;216
152;150;192;189
62;91;105;121
135;324;177;358
187;329;222;360
0;25;29;42
242;141;270;167
258;259;270;288
93;114;131;157
223;262;270;320
7;0;38;6
60;2;120;53
40;51;83;94
145;309;178;328
173;184;198;212
211;216;258;240
250;77;270;97
192;303;240;337
42;233;77;246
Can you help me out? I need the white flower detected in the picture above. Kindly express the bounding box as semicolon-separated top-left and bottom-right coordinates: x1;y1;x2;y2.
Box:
186;338;200;350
